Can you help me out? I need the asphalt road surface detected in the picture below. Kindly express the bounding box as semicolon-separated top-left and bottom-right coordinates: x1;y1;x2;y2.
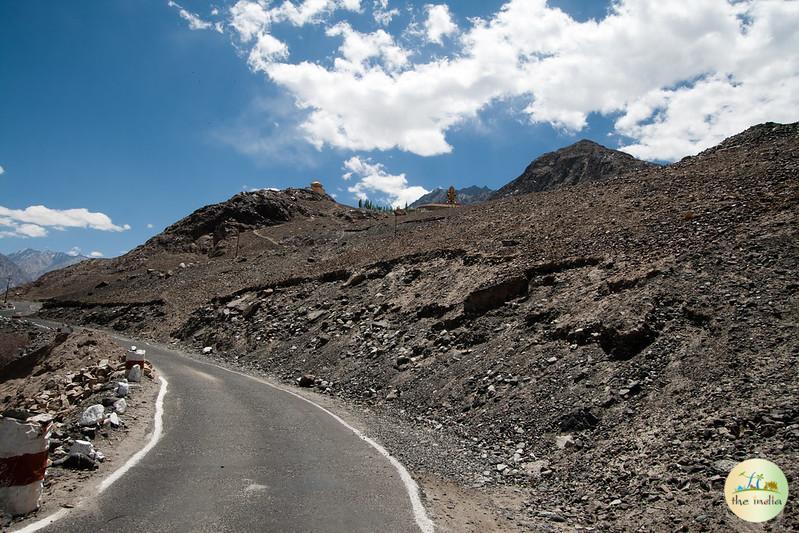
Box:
5;305;428;532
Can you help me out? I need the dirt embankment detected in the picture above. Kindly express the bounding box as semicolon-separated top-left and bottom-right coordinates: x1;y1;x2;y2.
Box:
1;319;159;528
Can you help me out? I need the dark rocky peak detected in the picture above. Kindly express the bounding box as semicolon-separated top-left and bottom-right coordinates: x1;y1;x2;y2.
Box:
143;187;341;254
491;139;654;199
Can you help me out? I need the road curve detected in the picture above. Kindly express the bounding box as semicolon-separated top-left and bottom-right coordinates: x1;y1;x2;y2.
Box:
8;317;429;533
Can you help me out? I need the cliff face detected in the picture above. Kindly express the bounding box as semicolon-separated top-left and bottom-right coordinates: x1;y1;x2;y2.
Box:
491;139;654;199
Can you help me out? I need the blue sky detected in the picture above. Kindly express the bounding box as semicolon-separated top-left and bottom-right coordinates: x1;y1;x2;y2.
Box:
1;1;797;257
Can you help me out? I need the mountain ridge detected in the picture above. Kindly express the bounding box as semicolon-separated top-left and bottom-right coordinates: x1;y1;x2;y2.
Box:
491;139;655;199
8;248;88;281
410;186;493;207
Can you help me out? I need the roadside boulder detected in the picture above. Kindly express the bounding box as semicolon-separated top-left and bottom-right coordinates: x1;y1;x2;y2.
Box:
79;405;105;427
297;374;315;387
57;453;97;470
113;398;127;414
116;381;130;398
69;440;96;458
104;412;121;428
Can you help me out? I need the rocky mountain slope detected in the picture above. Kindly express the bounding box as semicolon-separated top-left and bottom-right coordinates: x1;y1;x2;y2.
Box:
491;139;655;199
135;187;372;256
410;186;493;207
21;122;799;531
0;253;30;288
8;249;87;280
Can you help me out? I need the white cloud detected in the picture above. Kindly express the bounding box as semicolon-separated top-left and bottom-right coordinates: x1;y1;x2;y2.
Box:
229;0;271;42
0;165;4;175
189;0;799;161
344;156;428;207
423;4;457;44
229;0;367;71
230;0;362;34
0;205;130;239
0;220;47;239
89;251;104;258
146;223;155;229
249;32;290;70
340;0;362;11
16;224;48;238
67;246;82;256
325;23;408;73
168;1;219;32
276;2;799;159
373;0;399;26
271;0;353;26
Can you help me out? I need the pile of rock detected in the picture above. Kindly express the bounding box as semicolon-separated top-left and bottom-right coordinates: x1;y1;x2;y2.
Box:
15;356;152;422
47;394;133;471
8;347;155;479
46;363;153;476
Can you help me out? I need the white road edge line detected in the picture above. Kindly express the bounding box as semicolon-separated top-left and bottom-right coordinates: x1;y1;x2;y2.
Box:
186;354;436;533
99;375;168;493
13;375;169;533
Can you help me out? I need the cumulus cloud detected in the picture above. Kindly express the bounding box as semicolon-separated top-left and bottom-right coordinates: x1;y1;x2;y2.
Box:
0;205;130;239
423;4;457;44
257;1;799;159
229;0;271;41
325;23;409;73
271;0;362;26
229;0;363;41
344;156;428;207
167;0;799;161
0;165;4;175
89;251;104;258
230;0;375;79
248;32;290;69
168;1;219;32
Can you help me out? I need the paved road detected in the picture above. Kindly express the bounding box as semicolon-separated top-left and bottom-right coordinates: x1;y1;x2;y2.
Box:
5;305;428;532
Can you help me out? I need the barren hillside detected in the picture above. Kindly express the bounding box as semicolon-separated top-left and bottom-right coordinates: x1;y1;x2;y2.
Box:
21;122;799;530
